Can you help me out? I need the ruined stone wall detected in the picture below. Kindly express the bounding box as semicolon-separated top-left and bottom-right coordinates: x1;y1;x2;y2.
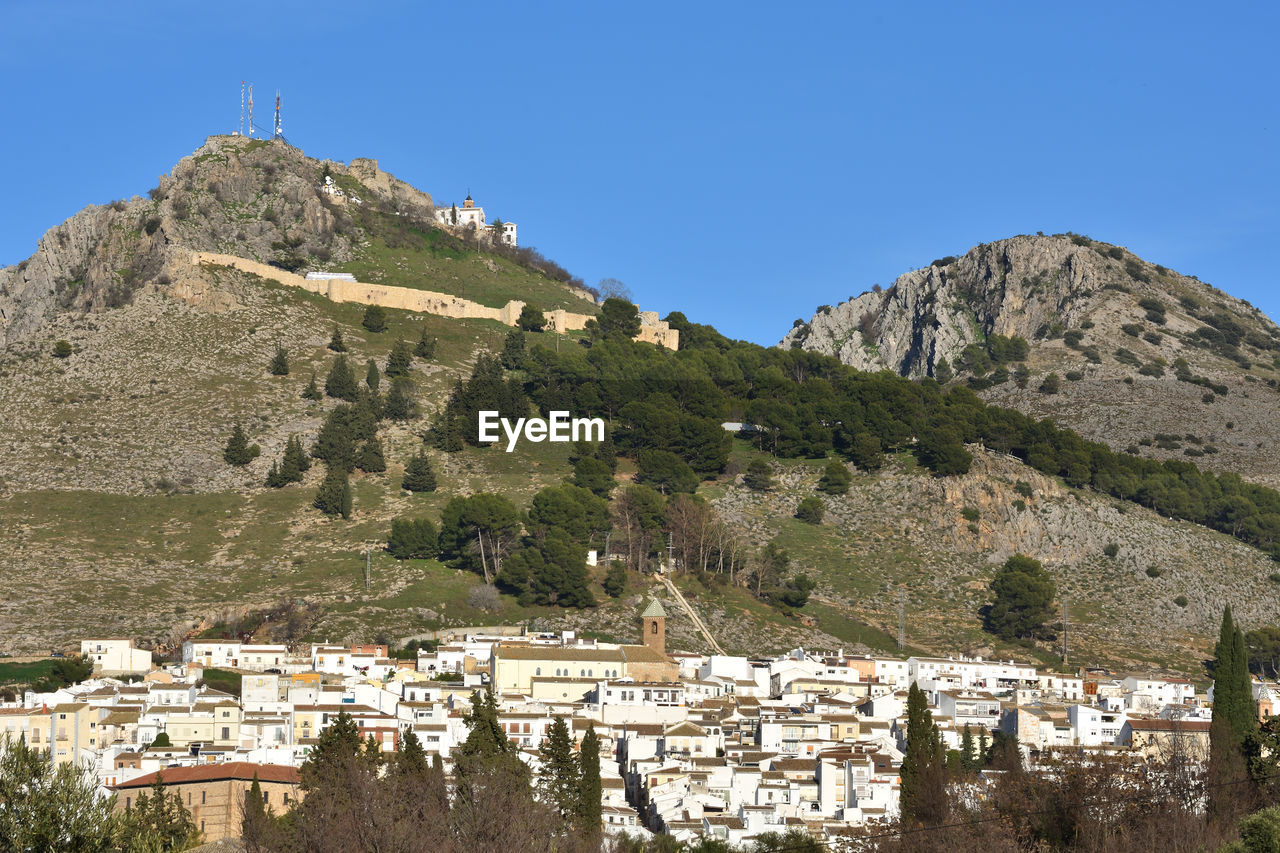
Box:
190;251;676;349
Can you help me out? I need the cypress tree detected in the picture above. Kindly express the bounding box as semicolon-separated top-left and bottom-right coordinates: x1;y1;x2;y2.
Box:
223;423;260;466
538;716;579;825
1214;604;1258;742
301;371;322;400
577;726;603;835
401;451;437;492
325;355;359;402
357;437;386;473
900;682;948;827
414;327;437;359
314;464;352;518
269;345;289;376
386;338;413;377
365;360;381;392
327;326;347;352
960;724;976;773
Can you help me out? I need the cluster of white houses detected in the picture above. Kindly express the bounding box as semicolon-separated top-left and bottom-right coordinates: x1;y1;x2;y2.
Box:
0;602;1250;846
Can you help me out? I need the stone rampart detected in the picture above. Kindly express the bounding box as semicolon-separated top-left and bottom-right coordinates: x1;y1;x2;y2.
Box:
191;251;677;349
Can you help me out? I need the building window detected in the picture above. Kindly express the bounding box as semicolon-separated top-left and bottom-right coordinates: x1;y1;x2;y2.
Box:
201;791;206;804
536;668;541;676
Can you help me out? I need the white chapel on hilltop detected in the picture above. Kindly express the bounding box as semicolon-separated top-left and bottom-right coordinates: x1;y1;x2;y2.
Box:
434;193;518;246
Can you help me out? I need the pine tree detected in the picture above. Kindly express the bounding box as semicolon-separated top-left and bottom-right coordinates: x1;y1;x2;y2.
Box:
311;407;357;472
432;412;465;452
743;459;773;491
577;726;603;835
362;304;388;333
301;371;322;400
518;304;546;332
385;338;412;377
122;775;200;850
325;355;359;402
603;562;627;598
328;326;347;352
414;327;437;359
265;460;286;488
223;423;260;466
314;464;352;518
384;378;417;421
387;517;438;560
538;716;580;825
357;437;386;473
817;459;852;495
282;435;311;479
365;360;381;392
500;329;526;370
396;729;429;778
401;451;438;492
269;345;290;376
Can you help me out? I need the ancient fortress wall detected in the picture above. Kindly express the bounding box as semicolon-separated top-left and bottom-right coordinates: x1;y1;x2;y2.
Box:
191;251;678;349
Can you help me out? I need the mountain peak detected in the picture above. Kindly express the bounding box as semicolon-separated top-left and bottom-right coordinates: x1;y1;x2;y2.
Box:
782;232;1271;379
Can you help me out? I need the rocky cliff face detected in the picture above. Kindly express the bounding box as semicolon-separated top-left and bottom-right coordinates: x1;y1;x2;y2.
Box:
783;234;1280;487
0;136;434;346
781;234;1276;378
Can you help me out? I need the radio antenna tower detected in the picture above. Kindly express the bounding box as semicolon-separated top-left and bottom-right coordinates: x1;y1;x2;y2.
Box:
247;84;255;137
273;90;283;139
238;81;246;136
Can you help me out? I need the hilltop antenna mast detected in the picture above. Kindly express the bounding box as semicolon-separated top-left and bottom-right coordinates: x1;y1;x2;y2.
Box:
273;90;283;139
247;84;254;137
238;81;245;136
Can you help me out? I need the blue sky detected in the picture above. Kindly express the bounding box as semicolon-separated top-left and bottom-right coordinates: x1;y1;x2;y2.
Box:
2;1;1276;345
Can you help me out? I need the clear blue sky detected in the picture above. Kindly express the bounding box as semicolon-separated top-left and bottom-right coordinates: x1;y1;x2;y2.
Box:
2;1;1276;345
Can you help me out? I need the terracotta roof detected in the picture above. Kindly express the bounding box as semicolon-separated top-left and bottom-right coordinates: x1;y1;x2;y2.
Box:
1127;719;1211;733
496;646;625;663
112;762;300;789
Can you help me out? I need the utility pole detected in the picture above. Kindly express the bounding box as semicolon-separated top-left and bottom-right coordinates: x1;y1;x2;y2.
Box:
897;587;906;651
666;535;675;573
1062;597;1069;667
364;548;371;591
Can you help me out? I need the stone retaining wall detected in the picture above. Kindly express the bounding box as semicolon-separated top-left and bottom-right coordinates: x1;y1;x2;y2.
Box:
191;251;678;349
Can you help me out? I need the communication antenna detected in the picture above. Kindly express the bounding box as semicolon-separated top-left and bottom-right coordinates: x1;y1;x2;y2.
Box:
273;90;283;139
238;81;245;136
897;587;906;651
247;84;255;137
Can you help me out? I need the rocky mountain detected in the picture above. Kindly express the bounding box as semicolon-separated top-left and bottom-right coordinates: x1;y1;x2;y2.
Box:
783;234;1280;487
0;136;445;346
0;150;1273;676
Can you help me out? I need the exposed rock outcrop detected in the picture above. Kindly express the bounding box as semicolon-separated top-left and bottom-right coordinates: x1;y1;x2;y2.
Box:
781;233;1274;378
0;135;436;346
